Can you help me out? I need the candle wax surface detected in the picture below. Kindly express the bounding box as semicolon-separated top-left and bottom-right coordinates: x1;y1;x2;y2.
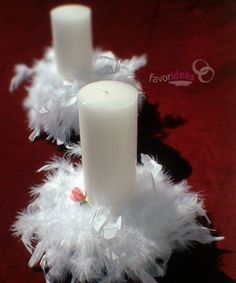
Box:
50;4;93;80
78;81;138;207
78;81;138;110
51;5;91;22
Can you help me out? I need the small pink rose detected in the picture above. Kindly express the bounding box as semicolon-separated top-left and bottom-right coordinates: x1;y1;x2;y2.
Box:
70;187;86;203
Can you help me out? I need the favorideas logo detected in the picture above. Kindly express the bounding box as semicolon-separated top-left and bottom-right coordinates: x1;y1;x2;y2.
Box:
149;59;215;87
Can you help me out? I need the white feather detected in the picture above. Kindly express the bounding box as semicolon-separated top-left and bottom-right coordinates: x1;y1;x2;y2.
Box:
65;143;82;158
10;48;147;144
9;64;33;92
12;154;222;283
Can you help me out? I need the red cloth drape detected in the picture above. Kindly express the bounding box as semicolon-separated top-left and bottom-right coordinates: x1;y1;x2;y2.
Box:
0;0;235;282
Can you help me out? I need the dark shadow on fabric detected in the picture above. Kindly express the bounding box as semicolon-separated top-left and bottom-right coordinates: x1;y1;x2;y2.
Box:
158;244;235;283
138;100;192;182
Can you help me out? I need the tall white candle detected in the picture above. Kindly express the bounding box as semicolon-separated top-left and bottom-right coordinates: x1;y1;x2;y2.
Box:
78;81;138;206
50;5;93;80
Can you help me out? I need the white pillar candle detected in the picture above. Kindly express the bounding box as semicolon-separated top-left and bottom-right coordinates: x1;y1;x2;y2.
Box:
78;81;138;207
50;5;93;80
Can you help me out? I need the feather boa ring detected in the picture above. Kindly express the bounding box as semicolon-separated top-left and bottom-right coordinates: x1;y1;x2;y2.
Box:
10;49;146;145
13;153;222;283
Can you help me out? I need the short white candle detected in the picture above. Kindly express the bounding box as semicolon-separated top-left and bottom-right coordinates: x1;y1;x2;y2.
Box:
78;81;138;206
50;5;93;80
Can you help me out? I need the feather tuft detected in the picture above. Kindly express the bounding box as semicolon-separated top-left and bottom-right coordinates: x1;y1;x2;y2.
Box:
13;154;221;283
10;48;146;144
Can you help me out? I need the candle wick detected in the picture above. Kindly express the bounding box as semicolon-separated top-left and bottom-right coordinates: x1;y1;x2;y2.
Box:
96;87;109;95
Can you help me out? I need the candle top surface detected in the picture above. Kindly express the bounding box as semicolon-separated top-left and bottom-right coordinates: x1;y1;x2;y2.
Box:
51;5;91;21
78;81;138;110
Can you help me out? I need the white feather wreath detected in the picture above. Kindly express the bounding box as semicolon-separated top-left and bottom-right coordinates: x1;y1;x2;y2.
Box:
10;49;146;145
13;154;222;283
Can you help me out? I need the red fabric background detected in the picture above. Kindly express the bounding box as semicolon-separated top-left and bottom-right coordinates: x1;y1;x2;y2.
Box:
0;0;236;282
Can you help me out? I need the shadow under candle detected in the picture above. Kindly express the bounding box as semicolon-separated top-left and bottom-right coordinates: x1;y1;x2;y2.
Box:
138;100;192;183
